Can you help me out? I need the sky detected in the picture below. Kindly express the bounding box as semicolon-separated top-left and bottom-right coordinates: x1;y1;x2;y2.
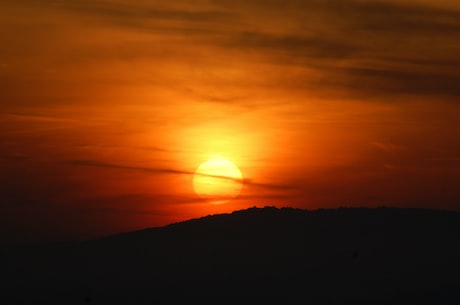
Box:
1;0;460;245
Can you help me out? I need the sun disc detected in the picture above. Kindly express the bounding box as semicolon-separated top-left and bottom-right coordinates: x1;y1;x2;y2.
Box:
193;158;243;204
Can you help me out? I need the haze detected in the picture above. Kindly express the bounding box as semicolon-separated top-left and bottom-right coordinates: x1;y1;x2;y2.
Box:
1;0;459;246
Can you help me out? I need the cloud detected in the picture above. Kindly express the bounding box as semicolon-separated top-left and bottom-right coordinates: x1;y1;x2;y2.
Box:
4;0;460;103
68;159;194;175
230;1;460;98
0;153;28;160
3;112;81;123
67;159;295;190
18;0;238;32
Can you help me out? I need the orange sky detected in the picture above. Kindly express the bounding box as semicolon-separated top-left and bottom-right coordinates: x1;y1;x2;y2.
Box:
1;0;460;245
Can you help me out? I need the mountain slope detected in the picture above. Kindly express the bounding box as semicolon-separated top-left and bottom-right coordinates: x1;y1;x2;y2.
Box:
2;206;460;304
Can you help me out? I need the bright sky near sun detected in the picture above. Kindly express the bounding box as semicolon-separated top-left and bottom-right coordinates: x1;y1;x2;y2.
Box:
1;0;460;245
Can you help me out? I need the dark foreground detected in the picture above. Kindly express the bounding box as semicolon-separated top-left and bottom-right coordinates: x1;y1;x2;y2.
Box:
2;206;460;304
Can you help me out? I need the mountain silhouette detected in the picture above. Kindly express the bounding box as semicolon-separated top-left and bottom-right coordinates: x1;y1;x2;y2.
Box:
2;206;459;304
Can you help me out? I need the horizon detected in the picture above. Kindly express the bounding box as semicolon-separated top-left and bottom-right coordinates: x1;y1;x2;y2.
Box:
1;0;460;246
4;204;459;249
3;202;460;304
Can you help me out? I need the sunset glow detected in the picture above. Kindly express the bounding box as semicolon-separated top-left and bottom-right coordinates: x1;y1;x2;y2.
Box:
193;158;243;204
1;0;459;246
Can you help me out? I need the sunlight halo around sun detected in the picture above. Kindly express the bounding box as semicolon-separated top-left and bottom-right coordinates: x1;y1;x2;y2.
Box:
193;158;243;204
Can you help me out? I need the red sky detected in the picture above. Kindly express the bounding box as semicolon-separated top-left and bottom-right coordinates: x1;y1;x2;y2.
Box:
1;0;460;246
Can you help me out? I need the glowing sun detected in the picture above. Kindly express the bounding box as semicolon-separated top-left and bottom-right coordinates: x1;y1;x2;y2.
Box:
193;158;243;204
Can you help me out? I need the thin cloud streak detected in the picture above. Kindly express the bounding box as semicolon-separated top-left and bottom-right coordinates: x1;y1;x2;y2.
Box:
88;0;460;98
3;0;459;105
67;159;295;190
0;153;28;160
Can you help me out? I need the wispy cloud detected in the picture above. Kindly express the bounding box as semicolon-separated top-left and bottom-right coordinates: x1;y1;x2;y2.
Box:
67;159;295;190
0;153;28;160
4;0;459;103
3;113;81;123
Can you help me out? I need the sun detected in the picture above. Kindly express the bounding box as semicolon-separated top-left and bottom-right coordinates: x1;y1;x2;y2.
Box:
193;157;243;204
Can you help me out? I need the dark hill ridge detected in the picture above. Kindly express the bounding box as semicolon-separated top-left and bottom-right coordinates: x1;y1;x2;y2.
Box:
2;206;460;305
